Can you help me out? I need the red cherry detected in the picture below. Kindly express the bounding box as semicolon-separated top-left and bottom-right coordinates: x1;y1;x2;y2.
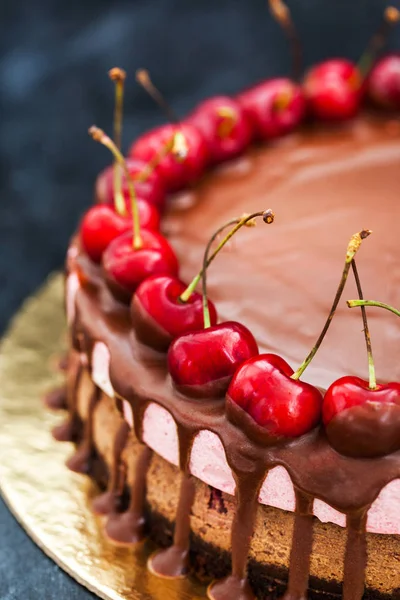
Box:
323;376;400;457
127;198;160;231
323;376;400;425
167;322;259;398
80;201;160;264
304;59;362;121
129;123;209;192
80;205;130;263
237;78;306;140
367;54;400;110
186;96;253;164
227;353;322;439
95;157;166;211
102;229;179;297
131;275;218;351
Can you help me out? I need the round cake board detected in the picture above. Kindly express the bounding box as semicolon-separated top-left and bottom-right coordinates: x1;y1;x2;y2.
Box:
0;273;205;600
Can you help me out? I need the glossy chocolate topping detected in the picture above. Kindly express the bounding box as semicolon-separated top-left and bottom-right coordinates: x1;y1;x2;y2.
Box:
164;114;400;389
68;114;400;600
326;402;400;458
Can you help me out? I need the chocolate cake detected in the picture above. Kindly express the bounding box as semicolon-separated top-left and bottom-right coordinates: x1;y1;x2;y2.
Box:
51;42;400;600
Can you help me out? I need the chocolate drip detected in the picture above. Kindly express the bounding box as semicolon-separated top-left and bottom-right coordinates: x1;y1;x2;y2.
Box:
43;386;67;411
92;420;130;515
58;353;69;372
132;397;149;444
105;444;153;545
148;473;196;578
177;424;196;472
66;385;101;474
281;490;314;600
342;511;368;600
208;471;266;600
52;359;83;442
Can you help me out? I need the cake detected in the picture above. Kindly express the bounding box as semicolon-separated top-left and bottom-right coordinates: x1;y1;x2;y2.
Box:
49;21;400;600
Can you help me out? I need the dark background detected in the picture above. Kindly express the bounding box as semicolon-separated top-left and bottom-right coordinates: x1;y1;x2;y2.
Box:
0;1;399;598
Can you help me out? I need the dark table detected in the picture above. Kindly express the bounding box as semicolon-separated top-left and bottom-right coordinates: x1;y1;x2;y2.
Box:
0;0;397;597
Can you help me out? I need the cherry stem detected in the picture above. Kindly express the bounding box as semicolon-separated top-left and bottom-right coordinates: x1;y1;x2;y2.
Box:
135;69;189;165
351;260;376;390
179;210;274;304
136;69;180;123
269;0;302;82
358;6;400;77
136;132;180;183
179;219;241;303
291;229;372;381
347;299;400;319
109;68;127;217
216;107;237;139
89;126;142;250
200;210;275;328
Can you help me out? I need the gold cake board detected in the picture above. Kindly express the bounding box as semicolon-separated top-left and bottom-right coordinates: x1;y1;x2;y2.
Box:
0;273;205;600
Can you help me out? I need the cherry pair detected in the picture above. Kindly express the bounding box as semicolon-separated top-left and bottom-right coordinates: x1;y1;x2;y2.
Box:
133;212;274;392
83;127;180;298
229;230;400;455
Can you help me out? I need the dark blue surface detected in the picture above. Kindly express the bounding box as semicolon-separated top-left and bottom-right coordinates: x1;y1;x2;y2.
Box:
0;1;399;597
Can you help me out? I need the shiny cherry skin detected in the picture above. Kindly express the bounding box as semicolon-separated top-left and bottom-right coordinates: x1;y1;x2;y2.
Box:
323;376;400;457
102;230;179;297
304;59;362;121
80;205;130;263
129;123;209;193
131;275;218;351
122;197;160;231
323;376;400;425
367;54;400;110
227;354;323;438
95;157;166;211
237;78;306;140
167;322;259;398
186;95;253;164
80;202;160;264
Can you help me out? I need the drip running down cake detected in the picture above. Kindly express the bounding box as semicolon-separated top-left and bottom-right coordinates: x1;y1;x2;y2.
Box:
49;9;400;600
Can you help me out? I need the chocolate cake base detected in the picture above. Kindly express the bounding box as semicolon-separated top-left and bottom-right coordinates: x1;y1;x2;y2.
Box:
66;350;400;600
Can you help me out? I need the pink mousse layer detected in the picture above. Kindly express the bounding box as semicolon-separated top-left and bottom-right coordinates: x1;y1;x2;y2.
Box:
66;275;400;535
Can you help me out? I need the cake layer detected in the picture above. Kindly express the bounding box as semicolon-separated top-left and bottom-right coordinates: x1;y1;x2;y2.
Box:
69;349;400;599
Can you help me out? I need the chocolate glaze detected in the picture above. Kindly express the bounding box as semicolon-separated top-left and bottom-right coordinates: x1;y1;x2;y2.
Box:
52;358;83;442
105;444;152;545
58;353;69;372
67;115;400;599
327;402;400;458
43;385;67;411
282;490;314;600
131;294;174;351
66;385;101;474
92;420;130;515
148;473;196;578
343;511;368;600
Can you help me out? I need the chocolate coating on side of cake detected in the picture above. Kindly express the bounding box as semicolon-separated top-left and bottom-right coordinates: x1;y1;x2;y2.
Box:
64;357;400;599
